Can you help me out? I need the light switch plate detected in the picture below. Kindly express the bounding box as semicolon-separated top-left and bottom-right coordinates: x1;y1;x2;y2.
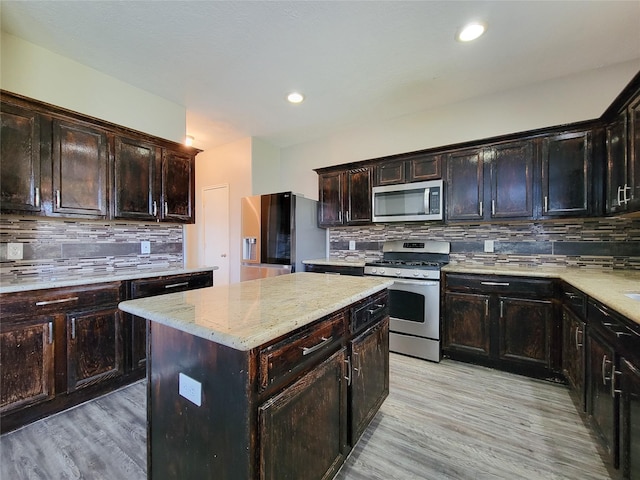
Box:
349;240;356;250
179;373;202;406
484;240;495;253
7;243;23;260
141;241;151;254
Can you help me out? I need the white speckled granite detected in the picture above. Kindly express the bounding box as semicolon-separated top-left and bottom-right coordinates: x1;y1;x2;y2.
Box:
0;267;218;294
443;264;640;325
118;272;393;351
303;258;366;267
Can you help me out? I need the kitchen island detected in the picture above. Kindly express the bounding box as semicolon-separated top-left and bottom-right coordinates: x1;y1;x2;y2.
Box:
118;272;393;480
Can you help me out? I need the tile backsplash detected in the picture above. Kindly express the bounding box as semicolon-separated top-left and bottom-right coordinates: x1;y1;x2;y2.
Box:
0;216;184;280
329;217;640;270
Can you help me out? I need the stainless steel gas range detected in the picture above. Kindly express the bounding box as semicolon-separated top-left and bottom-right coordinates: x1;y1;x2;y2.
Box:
364;240;450;362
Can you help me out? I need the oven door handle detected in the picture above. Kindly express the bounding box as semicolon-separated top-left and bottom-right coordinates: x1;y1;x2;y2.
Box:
390;279;439;287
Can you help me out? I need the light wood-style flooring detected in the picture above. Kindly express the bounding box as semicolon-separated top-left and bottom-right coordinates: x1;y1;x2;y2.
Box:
1;354;615;479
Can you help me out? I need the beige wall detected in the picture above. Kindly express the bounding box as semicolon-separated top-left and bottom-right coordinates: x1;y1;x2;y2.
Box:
251;138;281;195
278;60;640;200
1;32;185;142
184;137;253;284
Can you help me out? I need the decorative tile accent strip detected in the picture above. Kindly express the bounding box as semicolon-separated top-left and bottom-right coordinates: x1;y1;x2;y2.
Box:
327;217;640;270
0;217;184;280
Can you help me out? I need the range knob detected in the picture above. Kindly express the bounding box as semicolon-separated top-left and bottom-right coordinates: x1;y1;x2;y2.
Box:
379;268;385;274
370;268;377;274
395;270;402;276
413;271;420;277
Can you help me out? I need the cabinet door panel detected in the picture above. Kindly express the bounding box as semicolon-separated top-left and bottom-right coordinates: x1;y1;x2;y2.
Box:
114;136;158;220
491;141;533;218
318;172;344;227
621;359;640;479
67;308;122;391
498;297;552;368
541;131;591;217
446;149;484;221
0;320;55;412
0;103;41;213
562;308;585;409
52;120;108;217
409;154;441;182
444;292;490;356
606;115;628;213
587;333;617;463
162;150;194;222
346;168;372;224
375;161;405;186
629;95;640;212
259;348;346;480
350;318;389;444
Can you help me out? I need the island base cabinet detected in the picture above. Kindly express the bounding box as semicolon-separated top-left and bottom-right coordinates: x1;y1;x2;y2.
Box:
148;322;252;480
259;347;347;480
349;317;389;445
621;359;640;479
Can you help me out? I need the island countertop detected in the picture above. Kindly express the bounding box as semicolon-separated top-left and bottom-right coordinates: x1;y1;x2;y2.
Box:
118;272;393;351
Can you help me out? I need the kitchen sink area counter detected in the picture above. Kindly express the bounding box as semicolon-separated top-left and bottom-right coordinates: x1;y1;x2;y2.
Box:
443;264;640;325
119;272;392;350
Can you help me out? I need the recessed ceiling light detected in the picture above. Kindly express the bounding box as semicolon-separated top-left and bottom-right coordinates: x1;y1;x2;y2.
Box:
287;92;305;104
457;22;486;42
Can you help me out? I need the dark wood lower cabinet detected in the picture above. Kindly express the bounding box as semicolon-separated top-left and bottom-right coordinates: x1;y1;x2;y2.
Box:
562;307;586;410
259;348;347;480
0;318;55;413
621;358;640;479
443;291;491;357
67;307;122;392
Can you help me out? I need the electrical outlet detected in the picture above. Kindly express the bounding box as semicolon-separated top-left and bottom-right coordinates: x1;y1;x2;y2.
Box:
7;243;23;260
484;240;495;253
349;240;356;250
179;373;202;406
141;241;151;254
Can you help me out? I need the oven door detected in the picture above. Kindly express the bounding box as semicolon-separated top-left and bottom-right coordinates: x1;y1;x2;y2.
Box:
388;278;440;339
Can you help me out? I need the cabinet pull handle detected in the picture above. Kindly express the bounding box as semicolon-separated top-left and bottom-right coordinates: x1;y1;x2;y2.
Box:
491;200;495;216
48;321;53;344
35;187;40;208
624;184;632;203
152;201;158;217
613;370;622;397
345;356;352;386
602;355;611;385
484;299;489;317
479;201;483;217
346;210;350;223
164;202;168;216
35;296;79;306
338;211;342;223
367;303;386;317
164;282;189;289
480;281;510;287
302;336;331;356
575;327;582;349
353;351;361;376
617;185;625;207
55;190;61;209
499;300;504;318
71;317;76;340
544;196;548;213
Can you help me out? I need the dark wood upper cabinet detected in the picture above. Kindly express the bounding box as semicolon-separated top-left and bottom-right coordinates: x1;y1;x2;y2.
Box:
408;154;441;182
113;136;159;221
375;160;405;186
446;148;484;221
161;149;194;223
606;114;628;214
52;119;108;218
540;130;592;218
318;167;371;227
0;102;42;213
628;94;640;212
489;141;534;219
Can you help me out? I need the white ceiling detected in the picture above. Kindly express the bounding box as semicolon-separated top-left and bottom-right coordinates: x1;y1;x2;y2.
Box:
2;1;640;149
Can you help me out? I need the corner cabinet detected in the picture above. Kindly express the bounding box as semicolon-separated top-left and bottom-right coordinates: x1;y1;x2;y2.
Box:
443;273;560;379
317;166;372;227
0;90;199;223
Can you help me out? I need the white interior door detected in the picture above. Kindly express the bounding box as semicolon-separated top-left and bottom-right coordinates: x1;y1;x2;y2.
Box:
202;184;230;285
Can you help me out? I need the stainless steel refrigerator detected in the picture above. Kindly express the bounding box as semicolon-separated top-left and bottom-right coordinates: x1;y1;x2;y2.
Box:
241;192;326;281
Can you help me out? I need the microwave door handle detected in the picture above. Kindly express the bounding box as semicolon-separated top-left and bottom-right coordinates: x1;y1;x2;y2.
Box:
424;188;430;214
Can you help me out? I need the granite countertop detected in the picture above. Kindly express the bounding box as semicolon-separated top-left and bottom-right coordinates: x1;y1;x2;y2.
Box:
118;272;393;351
0;266;219;294
443;264;640;325
303;258;367;267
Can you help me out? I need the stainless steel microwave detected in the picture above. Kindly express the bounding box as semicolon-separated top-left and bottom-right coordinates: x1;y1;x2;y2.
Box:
372;179;444;222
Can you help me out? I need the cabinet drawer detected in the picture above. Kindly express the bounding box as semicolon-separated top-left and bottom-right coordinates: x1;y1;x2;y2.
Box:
0;282;122;319
259;312;346;393
350;290;389;334
588;300;640;361
561;282;587;319
445;274;554;297
129;272;213;299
